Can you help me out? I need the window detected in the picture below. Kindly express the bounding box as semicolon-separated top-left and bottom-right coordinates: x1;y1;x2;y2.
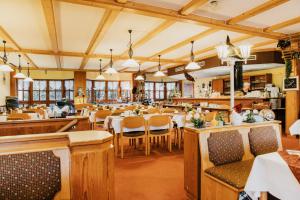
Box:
49;80;62;101
33;80;47;102
155;82;165;99
145;82;154;99
86;80;93;102
167;82;176;98
120;81;131;100
94;81;106;101
108;81;118;100
64;80;74;100
17;80;30;102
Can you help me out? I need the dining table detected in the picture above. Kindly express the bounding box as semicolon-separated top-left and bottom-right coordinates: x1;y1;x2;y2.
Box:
103;113;185;134
245;151;300;200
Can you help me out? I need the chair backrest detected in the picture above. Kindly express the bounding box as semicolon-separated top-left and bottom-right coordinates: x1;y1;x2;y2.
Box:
147;108;160;114
204;111;217;122
0;148;70;200
7;113;31;120
94;110;112;122
112;109;125;116
162;108;176;113
125;105;136;111
122;116;146;129
148;115;171;128
199;123;282;171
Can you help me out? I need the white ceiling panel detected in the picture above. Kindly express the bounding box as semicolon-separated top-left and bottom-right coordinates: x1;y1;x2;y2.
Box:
54;1;105;52
130;0;190;10
85;58;110;70
134;22;209;57
163;30;243;59
94;12;164;55
0;0;51;49
27;54;57;68
276;23;300;34
194;0;269;21
240;0;300;28
62;57;82;69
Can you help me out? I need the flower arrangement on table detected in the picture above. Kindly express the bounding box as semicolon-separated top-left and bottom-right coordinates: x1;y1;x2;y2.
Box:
244;110;256;123
215;111;225;126
190;111;205;128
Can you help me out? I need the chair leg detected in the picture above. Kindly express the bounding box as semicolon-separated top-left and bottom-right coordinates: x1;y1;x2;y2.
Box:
121;137;124;159
168;135;172;152
145;136;148;156
178;128;181;150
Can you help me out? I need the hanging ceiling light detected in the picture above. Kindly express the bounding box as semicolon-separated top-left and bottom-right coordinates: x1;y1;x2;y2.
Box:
122;30;139;68
186;41;201;70
24;62;34;82
135;63;144;81
105;49;118;74
96;59;105;80
0;40;14;72
14;54;26;79
153;55;165;77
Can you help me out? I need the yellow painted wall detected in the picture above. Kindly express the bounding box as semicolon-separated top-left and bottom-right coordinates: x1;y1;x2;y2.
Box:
21;70;74;79
0;73;10;105
86;72;132;81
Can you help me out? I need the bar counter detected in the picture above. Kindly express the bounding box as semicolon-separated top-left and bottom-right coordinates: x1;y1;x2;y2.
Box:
173;97;285;108
183;121;281;200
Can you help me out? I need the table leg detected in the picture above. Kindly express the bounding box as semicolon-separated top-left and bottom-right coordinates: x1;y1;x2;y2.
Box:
261;192;268;200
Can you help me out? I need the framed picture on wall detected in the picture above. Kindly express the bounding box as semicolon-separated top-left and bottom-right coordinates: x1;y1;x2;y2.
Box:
283;76;299;91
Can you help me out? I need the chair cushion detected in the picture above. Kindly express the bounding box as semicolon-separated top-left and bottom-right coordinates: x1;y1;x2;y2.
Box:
123;131;145;137
150;129;169;135
207;130;244;166
205;159;254;189
249;126;279;156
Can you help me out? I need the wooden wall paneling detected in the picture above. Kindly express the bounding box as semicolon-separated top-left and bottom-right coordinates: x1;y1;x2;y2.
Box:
212;79;224;93
9;72;16;97
74;71;86;96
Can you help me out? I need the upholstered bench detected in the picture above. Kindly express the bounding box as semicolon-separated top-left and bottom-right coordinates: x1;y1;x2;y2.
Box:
199;125;282;200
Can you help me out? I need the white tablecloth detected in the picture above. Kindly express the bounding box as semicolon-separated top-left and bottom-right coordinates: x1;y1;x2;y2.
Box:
104;114;185;134
245;152;300;200
289;120;300;136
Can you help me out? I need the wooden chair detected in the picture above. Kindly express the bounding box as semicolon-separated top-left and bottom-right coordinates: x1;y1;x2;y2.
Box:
147;115;172;155
125;105;136;111
93;110;112;130
7;113;31;120
120;116;148;158
161;108;176;113
112;109;125;116
146;108;160;114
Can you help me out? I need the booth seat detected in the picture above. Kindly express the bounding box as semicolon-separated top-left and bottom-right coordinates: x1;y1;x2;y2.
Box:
199;125;282;200
0;130;114;200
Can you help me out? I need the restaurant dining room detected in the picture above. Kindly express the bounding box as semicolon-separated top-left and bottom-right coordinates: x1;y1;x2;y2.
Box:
1;0;300;199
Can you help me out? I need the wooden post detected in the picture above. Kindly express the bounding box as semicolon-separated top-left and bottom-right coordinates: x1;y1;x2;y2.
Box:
74;71;86;96
9;72;16;96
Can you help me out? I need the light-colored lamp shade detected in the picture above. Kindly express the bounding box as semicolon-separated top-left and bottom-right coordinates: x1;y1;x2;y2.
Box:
105;67;118;74
24;76;34;82
154;70;165;77
122;58;139;68
0;64;14;72
135;74;144;81
216;45;228;60
14;72;26;79
186;61;201;70
96;74;105;80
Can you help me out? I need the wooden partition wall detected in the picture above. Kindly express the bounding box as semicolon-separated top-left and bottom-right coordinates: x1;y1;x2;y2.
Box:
0;130;114;199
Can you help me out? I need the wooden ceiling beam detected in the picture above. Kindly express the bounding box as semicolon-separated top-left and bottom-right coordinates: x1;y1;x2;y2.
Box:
41;0;61;69
80;9;119;69
227;0;289;24
0;26;38;69
264;16;300;32
57;0;285;39
179;0;208;15
115;0;127;3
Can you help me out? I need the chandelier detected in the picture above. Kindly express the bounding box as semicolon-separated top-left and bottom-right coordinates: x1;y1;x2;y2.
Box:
0;40;14;72
153;55;165;77
24;62;34;82
122;30;139;68
13;54;26;79
105;49;118;74
96;59;105;80
135;63;144;81
186;41;201;70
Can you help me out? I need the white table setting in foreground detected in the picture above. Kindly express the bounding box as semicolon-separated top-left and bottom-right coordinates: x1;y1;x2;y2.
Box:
104;113;185;134
289;119;300;136
245;152;300;200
